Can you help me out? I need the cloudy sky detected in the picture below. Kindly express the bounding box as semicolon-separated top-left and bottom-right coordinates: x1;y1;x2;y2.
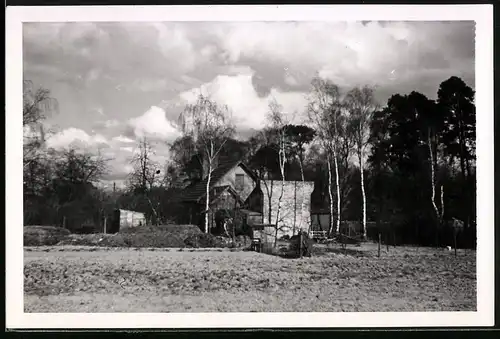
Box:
23;21;475;186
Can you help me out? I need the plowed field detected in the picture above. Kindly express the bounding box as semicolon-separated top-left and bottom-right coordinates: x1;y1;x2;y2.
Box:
24;244;476;312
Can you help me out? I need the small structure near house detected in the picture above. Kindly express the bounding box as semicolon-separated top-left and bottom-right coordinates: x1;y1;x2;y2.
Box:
310;208;330;240
110;209;146;233
250;223;276;252
240;209;263;227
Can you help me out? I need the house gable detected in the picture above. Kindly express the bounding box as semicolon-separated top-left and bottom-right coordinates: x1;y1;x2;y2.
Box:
216;163;257;202
179;158;257;203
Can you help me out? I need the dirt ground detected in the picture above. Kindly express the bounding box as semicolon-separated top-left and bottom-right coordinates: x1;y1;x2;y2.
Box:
24;243;476;312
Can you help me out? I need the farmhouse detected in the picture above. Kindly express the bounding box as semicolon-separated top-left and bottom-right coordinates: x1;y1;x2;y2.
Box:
176;158;258;230
176;156;315;238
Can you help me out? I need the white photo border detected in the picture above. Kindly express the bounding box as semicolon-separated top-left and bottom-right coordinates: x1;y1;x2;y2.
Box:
6;4;494;329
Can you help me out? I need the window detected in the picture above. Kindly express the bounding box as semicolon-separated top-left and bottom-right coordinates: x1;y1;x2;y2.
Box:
235;174;244;191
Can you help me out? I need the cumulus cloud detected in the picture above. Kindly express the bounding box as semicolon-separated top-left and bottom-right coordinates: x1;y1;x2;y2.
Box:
24;21;474;181
112;135;135;144
212;21;474;90
128;106;182;141
120;146;134;153
179;73;308;130
101;119;119;128
46;127;109;150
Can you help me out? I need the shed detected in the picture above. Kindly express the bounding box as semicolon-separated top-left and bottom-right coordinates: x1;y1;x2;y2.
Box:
250;223;276;244
310;208;331;233
111;209;146;233
239;209;263;227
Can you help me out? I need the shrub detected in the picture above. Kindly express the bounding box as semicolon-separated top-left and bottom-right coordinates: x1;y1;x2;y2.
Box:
234;235;252;248
24;226;71;246
289;231;313;257
184;233;228;248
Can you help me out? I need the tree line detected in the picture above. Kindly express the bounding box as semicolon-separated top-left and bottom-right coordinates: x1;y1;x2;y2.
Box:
22;75;476;248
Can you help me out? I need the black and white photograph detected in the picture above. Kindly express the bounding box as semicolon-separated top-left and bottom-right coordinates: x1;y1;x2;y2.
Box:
6;5;493;329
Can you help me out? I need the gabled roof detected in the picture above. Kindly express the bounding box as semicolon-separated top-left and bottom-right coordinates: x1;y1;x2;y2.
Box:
200;185;244;212
179;158;256;202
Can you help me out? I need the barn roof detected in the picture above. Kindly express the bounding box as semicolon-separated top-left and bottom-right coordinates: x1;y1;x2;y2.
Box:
179;158;256;202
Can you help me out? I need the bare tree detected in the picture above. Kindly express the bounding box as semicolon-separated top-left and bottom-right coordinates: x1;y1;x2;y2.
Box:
183;94;235;233
53;148;109;186
127;137;163;224
346;86;378;240
23;80;58;169
51;148;109;212
128;137;162;190
307;77;343;236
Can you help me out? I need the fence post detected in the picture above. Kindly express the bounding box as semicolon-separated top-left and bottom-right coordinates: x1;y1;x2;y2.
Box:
103;217;107;234
386;233;389;252
63;216;66;229
378;233;381;258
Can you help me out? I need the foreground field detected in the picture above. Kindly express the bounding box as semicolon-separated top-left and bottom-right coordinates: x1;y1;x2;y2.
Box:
24;243;476;312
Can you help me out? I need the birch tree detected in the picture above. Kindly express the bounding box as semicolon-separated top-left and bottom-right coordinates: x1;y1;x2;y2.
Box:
414;96;446;245
346;86;377;240
267;99;289;246
307;77;343;236
184;94;235;233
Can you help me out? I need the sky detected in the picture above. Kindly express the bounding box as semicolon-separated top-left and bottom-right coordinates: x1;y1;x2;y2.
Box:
23;21;475;187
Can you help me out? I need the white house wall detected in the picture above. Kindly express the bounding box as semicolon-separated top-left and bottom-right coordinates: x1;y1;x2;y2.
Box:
261;180;314;238
118;209;146;229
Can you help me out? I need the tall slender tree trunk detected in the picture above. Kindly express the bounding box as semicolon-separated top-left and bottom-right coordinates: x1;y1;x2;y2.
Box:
293;180;297;235
204;161;212;234
428;132;440;222
274;178;285;247
358;149;367;240
298;154;305;182
262;178;273;225
440;185;445;222
274;156;286;247
428;131;441;247
456;101;471;230
297;154;306;234
327;155;335;237
333;151;341;234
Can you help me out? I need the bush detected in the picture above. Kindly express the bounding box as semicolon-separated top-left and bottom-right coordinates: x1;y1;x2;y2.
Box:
184;233;229;248
234;235;252;248
73;224;100;234
24;226;71;246
57;231;186;248
289;231;313;257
